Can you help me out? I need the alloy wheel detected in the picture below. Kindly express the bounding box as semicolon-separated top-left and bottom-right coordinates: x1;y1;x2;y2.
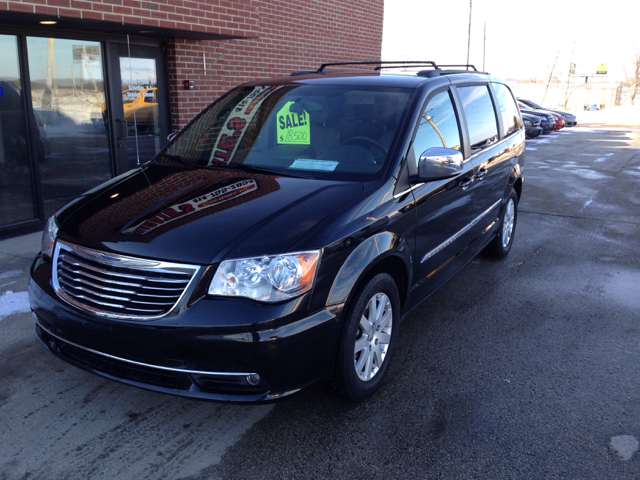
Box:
501;198;515;248
354;292;393;382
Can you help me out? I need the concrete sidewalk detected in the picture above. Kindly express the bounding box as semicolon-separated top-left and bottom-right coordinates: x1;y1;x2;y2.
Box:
0;231;41;261
0;232;41;318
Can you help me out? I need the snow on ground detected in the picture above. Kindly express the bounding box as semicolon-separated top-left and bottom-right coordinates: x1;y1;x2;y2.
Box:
576;105;640;127
0;290;30;321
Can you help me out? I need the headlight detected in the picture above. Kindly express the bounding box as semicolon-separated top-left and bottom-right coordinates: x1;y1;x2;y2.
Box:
41;216;59;259
524;120;533;127
209;250;321;302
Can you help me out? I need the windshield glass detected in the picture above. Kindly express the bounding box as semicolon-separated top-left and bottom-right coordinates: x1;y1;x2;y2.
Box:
162;84;413;180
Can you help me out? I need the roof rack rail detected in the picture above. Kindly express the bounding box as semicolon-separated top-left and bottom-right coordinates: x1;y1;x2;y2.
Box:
417;67;488;78
372;63;440;71
316;60;437;73
290;61;485;77
434;64;479;71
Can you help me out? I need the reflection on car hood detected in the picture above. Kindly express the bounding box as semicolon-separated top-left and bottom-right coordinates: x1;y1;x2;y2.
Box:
56;164;364;264
520;108;554;121
521;113;540;122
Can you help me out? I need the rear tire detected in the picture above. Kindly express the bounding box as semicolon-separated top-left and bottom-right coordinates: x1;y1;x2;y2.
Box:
333;273;400;402
485;189;518;259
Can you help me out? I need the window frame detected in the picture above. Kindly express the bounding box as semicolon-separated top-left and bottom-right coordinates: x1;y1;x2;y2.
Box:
410;87;464;168
451;83;501;158
406;86;466;176
489;82;523;139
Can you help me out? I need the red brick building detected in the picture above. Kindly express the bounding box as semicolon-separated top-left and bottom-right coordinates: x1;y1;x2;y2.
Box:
0;0;383;238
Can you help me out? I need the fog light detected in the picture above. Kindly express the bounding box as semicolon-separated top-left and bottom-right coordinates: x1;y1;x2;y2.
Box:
246;373;260;385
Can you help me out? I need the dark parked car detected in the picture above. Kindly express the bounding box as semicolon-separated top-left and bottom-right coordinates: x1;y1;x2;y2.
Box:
518;106;555;134
29;61;525;402
522;112;542;138
517;98;577;126
517;101;564;131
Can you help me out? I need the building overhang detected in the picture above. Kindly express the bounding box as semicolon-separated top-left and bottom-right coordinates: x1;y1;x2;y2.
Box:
0;10;248;41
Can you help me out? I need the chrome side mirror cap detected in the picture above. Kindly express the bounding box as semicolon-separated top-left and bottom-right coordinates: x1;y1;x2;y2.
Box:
167;131;179;142
415;147;464;182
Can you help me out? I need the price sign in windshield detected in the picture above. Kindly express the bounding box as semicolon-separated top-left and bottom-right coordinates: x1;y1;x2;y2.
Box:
277;101;310;145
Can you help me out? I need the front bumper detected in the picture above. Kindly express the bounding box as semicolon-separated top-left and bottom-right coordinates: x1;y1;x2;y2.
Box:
540;123;555;134
29;256;343;402
525;126;543;138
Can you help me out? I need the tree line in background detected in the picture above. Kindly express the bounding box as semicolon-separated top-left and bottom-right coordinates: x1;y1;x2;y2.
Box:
623;47;640;105
517;43;640;108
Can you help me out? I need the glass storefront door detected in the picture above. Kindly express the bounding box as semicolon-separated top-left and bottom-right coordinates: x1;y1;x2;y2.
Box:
27;37;113;218
0;35;37;227
0;33;169;237
108;44;169;173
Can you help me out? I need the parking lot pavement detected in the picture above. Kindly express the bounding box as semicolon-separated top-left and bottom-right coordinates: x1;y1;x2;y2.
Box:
1;127;639;479
0;239;274;479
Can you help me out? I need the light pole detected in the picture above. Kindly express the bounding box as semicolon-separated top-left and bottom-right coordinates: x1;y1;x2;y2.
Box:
483;21;486;71
466;0;472;66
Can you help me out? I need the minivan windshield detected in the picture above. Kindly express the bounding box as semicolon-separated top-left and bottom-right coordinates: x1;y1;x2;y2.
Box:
161;84;412;180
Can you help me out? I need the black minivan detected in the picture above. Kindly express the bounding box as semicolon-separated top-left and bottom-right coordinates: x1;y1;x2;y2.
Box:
29;62;525;402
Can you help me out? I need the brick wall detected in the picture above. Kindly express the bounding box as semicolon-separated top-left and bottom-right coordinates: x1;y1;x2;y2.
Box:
1;0;259;37
3;0;384;130
167;0;384;129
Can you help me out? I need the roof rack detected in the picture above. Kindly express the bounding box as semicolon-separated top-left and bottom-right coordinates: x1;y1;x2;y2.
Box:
290;61;487;77
317;60;437;73
417;67;489;78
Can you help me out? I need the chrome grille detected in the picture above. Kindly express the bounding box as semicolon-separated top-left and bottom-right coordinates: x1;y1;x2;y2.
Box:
53;241;201;320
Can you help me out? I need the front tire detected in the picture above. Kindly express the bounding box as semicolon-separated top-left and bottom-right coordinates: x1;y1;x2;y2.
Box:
333;273;400;402
485;189;518;259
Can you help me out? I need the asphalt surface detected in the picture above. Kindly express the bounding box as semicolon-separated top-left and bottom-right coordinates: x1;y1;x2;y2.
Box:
1;126;639;479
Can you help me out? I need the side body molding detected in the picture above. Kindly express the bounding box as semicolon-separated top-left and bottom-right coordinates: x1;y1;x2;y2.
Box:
326;232;409;306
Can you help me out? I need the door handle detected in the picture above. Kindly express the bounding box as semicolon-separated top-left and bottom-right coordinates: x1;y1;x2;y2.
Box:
474;168;487;180
115;118;128;139
459;177;473;189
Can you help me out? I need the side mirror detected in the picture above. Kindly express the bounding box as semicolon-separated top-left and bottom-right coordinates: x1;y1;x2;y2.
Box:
415;147;463;182
167;131;179;142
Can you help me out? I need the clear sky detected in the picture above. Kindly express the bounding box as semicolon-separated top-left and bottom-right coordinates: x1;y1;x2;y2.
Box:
382;0;640;82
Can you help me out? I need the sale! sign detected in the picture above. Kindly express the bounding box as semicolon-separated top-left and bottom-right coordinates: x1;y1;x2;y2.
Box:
276;101;310;145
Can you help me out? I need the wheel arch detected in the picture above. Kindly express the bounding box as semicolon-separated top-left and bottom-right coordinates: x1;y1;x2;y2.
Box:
509;164;524;202
513;176;523;202
326;232;411;315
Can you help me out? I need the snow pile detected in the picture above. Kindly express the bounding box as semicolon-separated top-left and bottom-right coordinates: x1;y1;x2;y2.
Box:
0;290;30;321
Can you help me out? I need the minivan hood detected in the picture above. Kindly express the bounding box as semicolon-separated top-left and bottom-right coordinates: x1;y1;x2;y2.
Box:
56;164;364;265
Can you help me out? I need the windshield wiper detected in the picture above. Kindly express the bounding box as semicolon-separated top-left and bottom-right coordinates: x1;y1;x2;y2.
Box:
155;153;196;169
155;154;314;178
233;163;315;179
155;153;226;171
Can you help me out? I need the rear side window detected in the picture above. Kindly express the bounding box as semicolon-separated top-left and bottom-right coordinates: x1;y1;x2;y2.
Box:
411;90;461;166
457;85;498;153
493;83;522;136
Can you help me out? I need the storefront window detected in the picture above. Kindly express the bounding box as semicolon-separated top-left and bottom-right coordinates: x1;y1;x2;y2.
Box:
27;37;112;217
0;35;36;227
